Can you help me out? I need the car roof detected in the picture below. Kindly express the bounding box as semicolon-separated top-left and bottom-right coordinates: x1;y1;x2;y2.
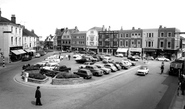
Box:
79;69;89;71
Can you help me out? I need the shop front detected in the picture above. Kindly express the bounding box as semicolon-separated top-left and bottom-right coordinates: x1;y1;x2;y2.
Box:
10;46;26;62
116;48;128;57
129;48;142;56
143;48;157;58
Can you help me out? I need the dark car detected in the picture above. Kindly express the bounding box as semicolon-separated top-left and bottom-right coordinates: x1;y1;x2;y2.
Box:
22;55;32;61
115;62;125;69
84;65;104;76
73;69;93;79
53;65;71;72
127;56;139;61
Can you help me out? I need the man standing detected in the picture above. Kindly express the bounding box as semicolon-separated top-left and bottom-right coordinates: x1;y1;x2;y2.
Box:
161;64;164;74
35;86;42;106
68;55;71;60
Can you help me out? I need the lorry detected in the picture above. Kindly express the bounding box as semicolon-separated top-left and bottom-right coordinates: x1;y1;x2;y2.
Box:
169;57;185;76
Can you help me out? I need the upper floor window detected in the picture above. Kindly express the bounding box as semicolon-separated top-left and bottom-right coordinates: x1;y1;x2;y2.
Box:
126;33;129;37
167;41;171;48
131;40;135;47
137;40;141;47
99;35;102;39
19;38;21;45
120;34;123;38
11;26;13;32
160;41;164;48
99;41;102;46
120;40;123;46
160;32;164;37
167;32;172;37
15;37;17;45
11;37;13;45
125;40;128;47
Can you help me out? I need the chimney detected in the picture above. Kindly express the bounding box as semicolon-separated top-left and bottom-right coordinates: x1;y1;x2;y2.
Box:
75;26;78;30
102;25;105;31
11;14;16;23
132;27;135;30
108;26;111;31
138;28;140;30
31;29;35;33
159;25;162;28
121;26;123;30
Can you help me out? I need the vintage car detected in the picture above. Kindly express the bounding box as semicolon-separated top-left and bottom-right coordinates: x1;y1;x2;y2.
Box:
104;63;117;72
137;65;149;76
94;64;111;74
84;65;104;76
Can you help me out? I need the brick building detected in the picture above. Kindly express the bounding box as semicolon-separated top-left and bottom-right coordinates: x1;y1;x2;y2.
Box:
71;31;86;52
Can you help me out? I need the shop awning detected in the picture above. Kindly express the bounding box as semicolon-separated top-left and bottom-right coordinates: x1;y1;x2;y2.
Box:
30;49;36;52
17;49;26;54
11;50;21;55
117;48;128;53
24;49;33;52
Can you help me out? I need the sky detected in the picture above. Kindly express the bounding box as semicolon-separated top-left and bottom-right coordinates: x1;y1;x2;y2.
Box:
1;0;185;40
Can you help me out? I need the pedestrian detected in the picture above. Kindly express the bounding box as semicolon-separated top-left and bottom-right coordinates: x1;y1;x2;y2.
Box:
65;54;68;59
161;64;164;74
35;86;42;106
68;55;71;60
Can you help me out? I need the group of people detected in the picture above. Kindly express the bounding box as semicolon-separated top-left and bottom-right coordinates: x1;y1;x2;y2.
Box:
65;54;71;60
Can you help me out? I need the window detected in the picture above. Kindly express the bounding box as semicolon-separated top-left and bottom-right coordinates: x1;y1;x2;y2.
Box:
160;41;164;48
137;40;141;47
19;38;21;45
148;41;151;47
160;32;164;37
99;41;102;46
99;35;102;39
149;33;151;37
120;34;123;38
125;40;128;47
126;34;129;37
167;41;171;48
168;32;172;37
131;40;135;47
15;37;17;45
120;40;123;46
11;37;13;45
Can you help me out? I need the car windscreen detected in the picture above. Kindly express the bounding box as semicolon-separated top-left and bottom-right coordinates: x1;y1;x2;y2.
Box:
140;66;147;70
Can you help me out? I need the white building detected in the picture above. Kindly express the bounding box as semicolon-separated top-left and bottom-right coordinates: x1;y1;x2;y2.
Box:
86;27;103;53
0;9;24;62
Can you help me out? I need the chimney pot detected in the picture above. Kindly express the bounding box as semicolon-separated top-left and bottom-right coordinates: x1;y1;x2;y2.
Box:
11;14;16;23
132;27;135;30
108;26;111;31
159;25;162;28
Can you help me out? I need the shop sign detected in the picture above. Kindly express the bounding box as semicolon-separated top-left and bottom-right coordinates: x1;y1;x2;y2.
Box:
129;48;142;52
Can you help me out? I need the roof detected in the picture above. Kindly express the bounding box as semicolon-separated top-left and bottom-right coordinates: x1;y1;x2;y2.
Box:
71;31;87;34
89;27;102;31
55;28;65;36
0;16;15;24
23;28;38;38
68;28;78;34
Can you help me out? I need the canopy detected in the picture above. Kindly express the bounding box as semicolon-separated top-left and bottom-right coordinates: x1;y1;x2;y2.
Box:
24;49;33;52
11;50;21;55
116;48;128;53
17;49;26;54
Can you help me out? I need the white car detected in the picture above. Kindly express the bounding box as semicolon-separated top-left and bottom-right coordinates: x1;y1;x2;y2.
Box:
156;57;170;62
115;54;124;57
42;62;59;70
35;53;41;58
104;63;117;72
73;54;81;58
137;65;149;76
79;62;94;69
122;59;136;66
102;57;114;63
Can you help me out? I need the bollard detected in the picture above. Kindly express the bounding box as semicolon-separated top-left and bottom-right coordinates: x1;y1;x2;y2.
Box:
24;72;29;82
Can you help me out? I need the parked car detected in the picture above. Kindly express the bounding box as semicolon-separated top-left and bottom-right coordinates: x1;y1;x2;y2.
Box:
127;56;139;61
137;65;149;76
42;62;59;70
156;57;170;62
94;64;111;74
73;69;93;79
102;57;114;63
35;53;41;58
53;65;71;72
115;54;124;57
115;62;125;69
73;54;81;58
122;59;136;66
22;55;32;61
145;56;154;60
75;56;91;64
104;63;117;72
79;62;95;68
121;61;131;69
111;62;122;70
84;65;104;76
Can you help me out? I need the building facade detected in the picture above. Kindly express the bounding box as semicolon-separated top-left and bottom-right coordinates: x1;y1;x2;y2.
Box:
86;27;102;53
118;27;142;56
61;27;78;51
98;27;119;55
0;9;24;62
71;31;86;51
158;26;181;60
142;28;158;58
55;28;65;50
44;35;54;49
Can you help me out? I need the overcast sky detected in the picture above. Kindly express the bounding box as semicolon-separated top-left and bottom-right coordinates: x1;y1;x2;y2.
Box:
1;0;185;40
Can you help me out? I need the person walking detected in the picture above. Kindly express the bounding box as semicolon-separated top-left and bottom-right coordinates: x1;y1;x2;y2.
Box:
68;55;71;60
161;64;164;74
181;79;185;95
35;86;42;106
